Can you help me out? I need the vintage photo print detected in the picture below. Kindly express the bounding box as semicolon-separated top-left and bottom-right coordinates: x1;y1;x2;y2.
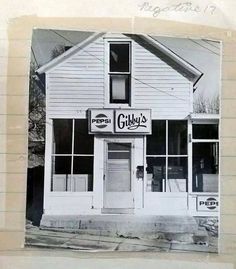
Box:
26;29;220;252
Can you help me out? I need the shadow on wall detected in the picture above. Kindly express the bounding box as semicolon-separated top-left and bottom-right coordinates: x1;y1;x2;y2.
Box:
26;166;44;226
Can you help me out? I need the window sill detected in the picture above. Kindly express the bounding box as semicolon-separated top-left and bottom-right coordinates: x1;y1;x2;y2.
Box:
48;192;94;197
104;104;132;109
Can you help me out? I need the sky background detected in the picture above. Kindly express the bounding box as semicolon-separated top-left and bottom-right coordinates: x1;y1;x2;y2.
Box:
31;29;221;101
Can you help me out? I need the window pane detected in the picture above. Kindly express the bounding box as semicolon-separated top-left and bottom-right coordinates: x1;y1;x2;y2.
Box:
53;119;72;154
107;143;131;192
108;143;130;151
147;120;166;155
146;157;166;192
167;157;188;192
109;43;130;72
110;74;130;103
108;152;130;159
52;156;71;174
51;156;71;191
193;143;219;192
74;119;94;154
73;157;94;191
193;124;218;139
73;156;94;174
168;121;187;155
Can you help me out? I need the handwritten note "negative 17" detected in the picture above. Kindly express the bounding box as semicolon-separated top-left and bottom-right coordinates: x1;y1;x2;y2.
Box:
138;1;217;17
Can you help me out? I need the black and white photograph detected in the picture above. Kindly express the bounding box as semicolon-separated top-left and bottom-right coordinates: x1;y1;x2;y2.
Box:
26;29;220;253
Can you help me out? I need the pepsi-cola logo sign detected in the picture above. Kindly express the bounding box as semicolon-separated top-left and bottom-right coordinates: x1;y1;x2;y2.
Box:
197;196;219;212
199;197;218;210
90;110;114;133
92;113;111;129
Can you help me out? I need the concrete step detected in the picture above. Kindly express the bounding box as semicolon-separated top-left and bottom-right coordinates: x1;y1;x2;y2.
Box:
38;227;209;245
40;215;200;242
193;228;209;246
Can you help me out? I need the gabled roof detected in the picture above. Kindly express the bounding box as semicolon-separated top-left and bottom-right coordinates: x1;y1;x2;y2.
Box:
37;32;203;86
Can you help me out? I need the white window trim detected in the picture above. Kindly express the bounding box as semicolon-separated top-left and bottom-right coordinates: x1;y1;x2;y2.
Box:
104;38;134;108
146;120;189;193
51;118;94;193
190;121;219;194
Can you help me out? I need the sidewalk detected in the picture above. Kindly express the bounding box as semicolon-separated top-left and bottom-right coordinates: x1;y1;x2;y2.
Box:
25;225;218;253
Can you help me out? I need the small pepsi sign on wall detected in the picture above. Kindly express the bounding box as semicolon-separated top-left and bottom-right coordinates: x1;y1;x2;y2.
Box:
89;109;151;134
90;109;114;133
197;196;219;212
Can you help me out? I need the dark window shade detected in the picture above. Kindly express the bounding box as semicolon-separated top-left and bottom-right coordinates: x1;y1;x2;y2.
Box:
147;120;166;155
53;119;72;154
168;121;187;155
109;43;130;72
193;124;218;139
73;156;94;174
52;156;71;174
74;119;94;154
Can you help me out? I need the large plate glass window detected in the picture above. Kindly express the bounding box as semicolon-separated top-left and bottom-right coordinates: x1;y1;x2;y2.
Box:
51;119;94;192
109;42;131;104
146;120;188;192
192;123;219;192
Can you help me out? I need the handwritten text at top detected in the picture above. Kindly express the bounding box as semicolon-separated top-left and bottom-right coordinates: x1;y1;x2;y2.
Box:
138;2;217;17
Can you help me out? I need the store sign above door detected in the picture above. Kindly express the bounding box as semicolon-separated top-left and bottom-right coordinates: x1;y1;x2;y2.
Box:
89;109;151;134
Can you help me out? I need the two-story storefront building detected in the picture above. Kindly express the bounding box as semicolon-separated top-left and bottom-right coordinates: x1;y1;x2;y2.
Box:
37;33;219;228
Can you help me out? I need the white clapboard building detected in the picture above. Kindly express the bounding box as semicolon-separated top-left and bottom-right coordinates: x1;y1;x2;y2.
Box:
37;33;219;227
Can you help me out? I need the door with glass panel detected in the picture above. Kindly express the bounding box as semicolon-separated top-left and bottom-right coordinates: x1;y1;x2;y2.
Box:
104;140;134;209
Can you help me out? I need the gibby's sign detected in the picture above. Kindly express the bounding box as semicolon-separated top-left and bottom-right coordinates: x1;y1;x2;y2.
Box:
115;110;151;133
89;109;151;134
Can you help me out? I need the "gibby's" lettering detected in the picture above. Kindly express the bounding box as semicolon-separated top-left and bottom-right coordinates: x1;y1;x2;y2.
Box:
117;113;147;130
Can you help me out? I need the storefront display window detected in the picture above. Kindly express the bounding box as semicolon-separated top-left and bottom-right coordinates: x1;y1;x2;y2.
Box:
146;120;188;192
192;123;219;192
51;119;94;192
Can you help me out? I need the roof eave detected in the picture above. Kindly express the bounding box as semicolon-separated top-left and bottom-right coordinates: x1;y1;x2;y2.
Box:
140;34;203;85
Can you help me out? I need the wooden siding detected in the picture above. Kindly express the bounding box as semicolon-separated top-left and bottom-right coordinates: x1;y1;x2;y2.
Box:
47;37;105;118
133;41;191;119
47;36;192;119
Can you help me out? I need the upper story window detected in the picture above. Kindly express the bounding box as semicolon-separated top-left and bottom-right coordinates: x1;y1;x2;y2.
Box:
109;42;131;104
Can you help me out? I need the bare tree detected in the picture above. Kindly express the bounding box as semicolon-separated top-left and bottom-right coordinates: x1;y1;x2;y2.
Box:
29;45;70;168
51;44;67;59
28;62;46;167
29;63;45;142
193;93;219;114
207;94;219;114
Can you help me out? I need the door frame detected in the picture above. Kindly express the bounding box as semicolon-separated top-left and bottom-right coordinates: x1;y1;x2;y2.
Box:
103;137;135;209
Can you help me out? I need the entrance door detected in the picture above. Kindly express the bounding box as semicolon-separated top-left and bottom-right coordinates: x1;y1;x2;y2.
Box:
103;141;134;209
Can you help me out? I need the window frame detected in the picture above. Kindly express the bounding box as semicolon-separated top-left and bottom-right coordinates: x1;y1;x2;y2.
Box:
191;121;219;194
146;120;188;192
51;118;94;192
105;39;133;107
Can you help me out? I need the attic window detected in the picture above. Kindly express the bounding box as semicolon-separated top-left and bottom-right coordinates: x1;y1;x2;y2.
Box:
109;43;131;104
